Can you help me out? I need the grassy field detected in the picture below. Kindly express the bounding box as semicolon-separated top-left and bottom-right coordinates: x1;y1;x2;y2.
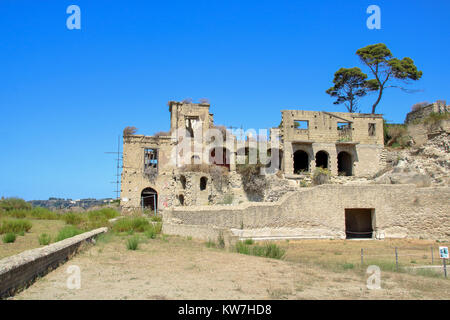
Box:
0;218;65;259
277;238;448;277
13;234;450;300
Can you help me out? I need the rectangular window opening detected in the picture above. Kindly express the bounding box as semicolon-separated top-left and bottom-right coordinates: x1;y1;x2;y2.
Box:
368;123;376;136
294;120;309;130
144;148;158;171
345;208;375;239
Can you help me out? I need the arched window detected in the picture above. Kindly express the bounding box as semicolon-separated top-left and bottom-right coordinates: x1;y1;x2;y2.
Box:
315;151;329;169
141;187;158;211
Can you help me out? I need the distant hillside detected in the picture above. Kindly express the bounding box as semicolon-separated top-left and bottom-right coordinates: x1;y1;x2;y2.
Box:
29;198;116;211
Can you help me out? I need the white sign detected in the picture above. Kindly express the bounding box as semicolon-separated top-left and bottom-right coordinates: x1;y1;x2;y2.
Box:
439;246;449;259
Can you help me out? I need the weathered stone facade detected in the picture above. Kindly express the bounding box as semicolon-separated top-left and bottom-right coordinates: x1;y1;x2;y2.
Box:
163;184;450;241
121;101;385;212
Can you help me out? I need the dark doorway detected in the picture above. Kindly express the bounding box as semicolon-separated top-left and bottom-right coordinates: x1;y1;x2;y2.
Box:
338;151;352;176
294;150;309;173
141;188;158;212
178;194;185;206
345;209;374;239
200;177;208;190
209;147;230;170
315;151;329;169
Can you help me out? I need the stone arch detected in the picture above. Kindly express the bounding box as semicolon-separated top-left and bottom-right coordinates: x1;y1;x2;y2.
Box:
294;150;309;173
315;150;329;169
338;151;353;176
141;187;158;211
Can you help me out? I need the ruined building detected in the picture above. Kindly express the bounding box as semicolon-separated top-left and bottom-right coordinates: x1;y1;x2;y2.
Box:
120;101;385;213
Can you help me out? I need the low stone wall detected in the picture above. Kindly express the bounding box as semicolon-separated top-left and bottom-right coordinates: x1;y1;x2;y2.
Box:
0;227;107;299
162;185;450;241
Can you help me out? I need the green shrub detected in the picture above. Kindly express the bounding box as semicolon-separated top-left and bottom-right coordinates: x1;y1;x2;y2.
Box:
244;238;254;245
0;219;32;234
62;212;86;225
2;232;16;243
235;241;285;259
4;209;27;218
149;215;162;222
55;226;83;242
144;223;162;239
126;236;140;250
88;208;119;220
312;167;331;185
30;207;59;220
113;217;150;233
0;197;31;211
342;263;354;270
38;233;52;245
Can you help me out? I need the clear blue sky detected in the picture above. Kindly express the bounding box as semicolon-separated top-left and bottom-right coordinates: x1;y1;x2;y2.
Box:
0;0;449;200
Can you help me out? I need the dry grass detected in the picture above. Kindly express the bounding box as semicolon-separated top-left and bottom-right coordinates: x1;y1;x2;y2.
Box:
13;235;450;300
0;219;65;259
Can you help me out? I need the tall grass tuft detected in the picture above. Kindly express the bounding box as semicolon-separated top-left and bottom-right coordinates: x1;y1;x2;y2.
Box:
38;233;52;245
0;219;32;234
113;217;151;233
2;232;16;243
126;236;140;250
234;241;285;260
55;226;83;242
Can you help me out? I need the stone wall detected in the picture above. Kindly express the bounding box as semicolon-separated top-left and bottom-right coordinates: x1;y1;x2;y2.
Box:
0;228;107;299
162;185;450;240
405;101;449;124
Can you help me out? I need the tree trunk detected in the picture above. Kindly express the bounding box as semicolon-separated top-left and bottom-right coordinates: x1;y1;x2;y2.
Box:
372;87;383;114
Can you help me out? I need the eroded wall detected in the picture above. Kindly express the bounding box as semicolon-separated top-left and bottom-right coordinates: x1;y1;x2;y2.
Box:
163;184;450;240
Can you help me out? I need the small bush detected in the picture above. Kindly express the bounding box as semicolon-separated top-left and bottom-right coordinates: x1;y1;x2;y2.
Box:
0;197;31;211
0;219;32;234
38;233;51;245
342;263;354;270
144;223;162;239
62;212;86;225
149;215;162;222
126;236;140;250
2;232;16;243
244;238;254;245
123;126;138;136
30;207;59;220
235;241;285;259
56;226;83;242
312;167;330;185
113;217;151;233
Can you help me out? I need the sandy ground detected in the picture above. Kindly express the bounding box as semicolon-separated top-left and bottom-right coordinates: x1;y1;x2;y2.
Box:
13;235;450;300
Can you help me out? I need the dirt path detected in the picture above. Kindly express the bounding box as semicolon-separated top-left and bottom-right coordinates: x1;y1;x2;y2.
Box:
13;235;450;300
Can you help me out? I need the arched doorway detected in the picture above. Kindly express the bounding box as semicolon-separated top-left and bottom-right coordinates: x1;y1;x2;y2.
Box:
315;151;329;169
141;187;158;212
294;150;309;174
338;151;353;176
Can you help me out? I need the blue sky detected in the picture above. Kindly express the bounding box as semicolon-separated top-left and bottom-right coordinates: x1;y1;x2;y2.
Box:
0;0;449;200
